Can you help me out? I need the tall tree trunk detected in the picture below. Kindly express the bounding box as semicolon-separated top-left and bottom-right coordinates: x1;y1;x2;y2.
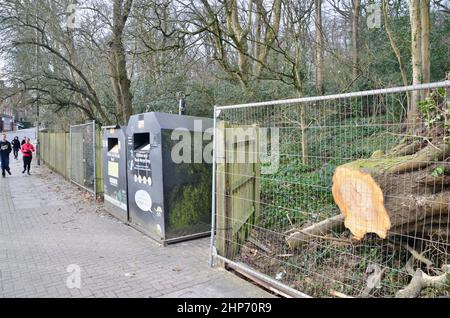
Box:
110;0;133;125
409;0;422;130
294;63;308;165
65;27;98;121
225;0;250;87
351;0;361;82
382;0;410;110
315;0;324;95
421;0;430;96
253;0;282;80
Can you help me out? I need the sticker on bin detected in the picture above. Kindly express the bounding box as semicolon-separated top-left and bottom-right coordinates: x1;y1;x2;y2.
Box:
135;190;152;212
108;161;119;178
157;224;162;235
109;177;118;187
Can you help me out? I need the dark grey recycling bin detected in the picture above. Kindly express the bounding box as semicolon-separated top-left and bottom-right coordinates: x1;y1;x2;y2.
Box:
102;125;129;223
126;112;213;244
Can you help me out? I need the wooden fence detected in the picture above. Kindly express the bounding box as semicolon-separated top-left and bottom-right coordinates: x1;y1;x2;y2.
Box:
216;122;260;259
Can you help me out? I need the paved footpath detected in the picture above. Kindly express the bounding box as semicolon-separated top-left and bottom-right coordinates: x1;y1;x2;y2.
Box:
0;155;272;298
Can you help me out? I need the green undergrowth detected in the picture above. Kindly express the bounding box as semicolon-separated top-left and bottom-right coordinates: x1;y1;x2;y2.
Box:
259;115;402;230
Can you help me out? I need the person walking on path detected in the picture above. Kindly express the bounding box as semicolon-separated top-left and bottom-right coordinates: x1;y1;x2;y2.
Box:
21;138;35;175
0;134;12;178
11;136;21;159
21;137;26;146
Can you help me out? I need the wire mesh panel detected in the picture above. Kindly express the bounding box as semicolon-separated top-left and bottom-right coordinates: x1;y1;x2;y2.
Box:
70;122;96;194
212;81;450;298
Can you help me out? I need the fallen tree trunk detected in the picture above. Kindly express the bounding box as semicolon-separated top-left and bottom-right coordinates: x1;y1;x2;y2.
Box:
395;265;450;298
388;140;425;156
285;142;449;248
286;215;345;248
331;143;449;239
391;216;450;237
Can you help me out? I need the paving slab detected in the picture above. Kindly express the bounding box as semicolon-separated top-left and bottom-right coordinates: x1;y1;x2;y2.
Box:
0;155;273;298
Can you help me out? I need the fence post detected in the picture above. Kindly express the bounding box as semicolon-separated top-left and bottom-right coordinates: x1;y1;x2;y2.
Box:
214;121;227;259
93;120;96;197
95;128;104;196
210;113;221;266
66;132;70;178
63;131;66;178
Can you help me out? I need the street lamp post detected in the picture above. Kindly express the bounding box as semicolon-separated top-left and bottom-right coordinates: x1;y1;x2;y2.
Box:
35;5;40;166
36;97;40;166
178;92;186;115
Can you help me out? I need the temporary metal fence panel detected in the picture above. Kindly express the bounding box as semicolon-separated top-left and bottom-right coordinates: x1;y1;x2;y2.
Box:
39;129;102;194
211;81;450;298
70;121;96;195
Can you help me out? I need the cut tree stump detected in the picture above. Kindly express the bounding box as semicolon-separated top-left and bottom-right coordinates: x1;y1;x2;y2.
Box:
331;143;450;239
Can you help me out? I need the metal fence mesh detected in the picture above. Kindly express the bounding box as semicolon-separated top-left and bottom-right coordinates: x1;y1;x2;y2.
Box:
213;82;450;298
70;122;96;194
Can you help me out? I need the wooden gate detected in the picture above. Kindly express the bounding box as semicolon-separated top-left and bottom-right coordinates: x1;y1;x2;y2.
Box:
216;121;260;259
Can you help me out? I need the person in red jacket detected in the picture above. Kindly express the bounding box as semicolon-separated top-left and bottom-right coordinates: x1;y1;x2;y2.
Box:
21;138;35;175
